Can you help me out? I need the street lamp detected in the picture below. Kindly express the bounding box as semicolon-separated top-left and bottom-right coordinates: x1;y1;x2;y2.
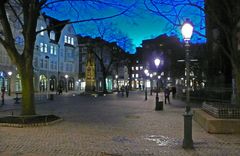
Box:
115;75;119;92
144;69;149;100
45;55;49;99
65;74;69;92
7;71;12;96
149;73;153;95
154;58;161;110
181;19;194;149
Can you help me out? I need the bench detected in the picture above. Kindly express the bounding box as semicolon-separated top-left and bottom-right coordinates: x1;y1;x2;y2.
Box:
14;92;22;104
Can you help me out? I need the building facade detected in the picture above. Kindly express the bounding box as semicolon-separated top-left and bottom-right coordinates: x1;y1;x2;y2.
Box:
0;13;79;96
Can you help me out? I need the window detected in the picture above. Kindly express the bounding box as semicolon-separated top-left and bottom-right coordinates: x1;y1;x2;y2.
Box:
50;45;54;54
44;59;48;69
68;36;71;44
132;74;134;78
44;44;47;53
64;35;67;43
40;43;44;52
40;26;44;36
71;38;74;45
136;66;139;70
50;61;54;69
50;31;55;40
136;74;139;78
40;59;43;68
54;46;57;55
140;66;143;70
132;67;134;70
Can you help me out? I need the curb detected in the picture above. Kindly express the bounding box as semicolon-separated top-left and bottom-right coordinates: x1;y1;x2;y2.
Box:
0;118;63;128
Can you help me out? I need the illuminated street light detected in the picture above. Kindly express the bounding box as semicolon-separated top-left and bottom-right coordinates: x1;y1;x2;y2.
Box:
181;19;194;149
154;58;163;110
7;71;12;96
144;69;149;100
65;74;69;92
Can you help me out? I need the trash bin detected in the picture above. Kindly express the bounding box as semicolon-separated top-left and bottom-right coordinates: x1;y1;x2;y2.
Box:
49;94;54;100
155;101;163;111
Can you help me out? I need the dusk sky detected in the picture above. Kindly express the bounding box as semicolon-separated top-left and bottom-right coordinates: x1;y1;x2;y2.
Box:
45;1;205;53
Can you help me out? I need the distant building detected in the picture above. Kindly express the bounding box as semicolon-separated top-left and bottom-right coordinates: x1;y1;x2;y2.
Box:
132;34;206;91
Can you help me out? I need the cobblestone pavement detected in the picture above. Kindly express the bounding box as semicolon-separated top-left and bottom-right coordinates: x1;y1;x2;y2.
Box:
0;91;239;156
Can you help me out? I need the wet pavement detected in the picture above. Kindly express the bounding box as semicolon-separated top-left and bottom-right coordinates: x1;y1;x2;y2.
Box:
0;91;239;156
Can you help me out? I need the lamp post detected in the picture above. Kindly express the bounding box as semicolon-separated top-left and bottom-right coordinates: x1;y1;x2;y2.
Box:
65;74;69;92
154;58;161;106
144;69;149;100
115;75;119;92
7;71;12;96
45;55;49;99
181;19;194;149
150;73;153;95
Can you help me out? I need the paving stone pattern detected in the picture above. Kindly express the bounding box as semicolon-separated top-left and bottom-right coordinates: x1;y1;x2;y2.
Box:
0;91;239;156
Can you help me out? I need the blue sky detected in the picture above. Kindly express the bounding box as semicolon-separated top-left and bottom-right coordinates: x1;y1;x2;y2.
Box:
45;0;205;53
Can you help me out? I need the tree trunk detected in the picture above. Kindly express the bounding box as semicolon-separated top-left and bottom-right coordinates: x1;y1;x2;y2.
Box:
102;72;107;93
19;62;35;115
235;70;240;105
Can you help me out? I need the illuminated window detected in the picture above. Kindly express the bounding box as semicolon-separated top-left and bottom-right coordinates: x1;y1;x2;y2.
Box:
136;66;139;70
40;26;44;36
68;36;71;44
50;31;55;40
132;74;134;78
54;46;57;55
50;45;54;54
64;36;67;43
132;67;134;70
71;38;74;45
140;66;143;70
40;43;44;52
44;44;47;53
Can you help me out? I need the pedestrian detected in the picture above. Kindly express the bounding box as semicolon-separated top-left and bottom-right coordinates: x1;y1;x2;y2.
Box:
164;87;170;104
172;86;176;98
125;85;129;97
121;85;124;97
1;86;5;105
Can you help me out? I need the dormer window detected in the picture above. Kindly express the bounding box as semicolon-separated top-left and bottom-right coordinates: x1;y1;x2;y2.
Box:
64;35;74;45
50;31;55;40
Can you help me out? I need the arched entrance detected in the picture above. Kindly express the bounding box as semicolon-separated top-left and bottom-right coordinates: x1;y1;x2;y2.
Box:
39;75;47;92
68;77;74;91
50;75;56;91
0;71;7;91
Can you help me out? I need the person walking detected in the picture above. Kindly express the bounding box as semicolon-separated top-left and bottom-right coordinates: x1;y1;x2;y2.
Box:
164;87;170;104
1;86;5;105
125;85;129;97
121;85;124;97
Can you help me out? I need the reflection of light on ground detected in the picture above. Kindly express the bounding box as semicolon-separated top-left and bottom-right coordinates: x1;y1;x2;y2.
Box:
145;135;180;146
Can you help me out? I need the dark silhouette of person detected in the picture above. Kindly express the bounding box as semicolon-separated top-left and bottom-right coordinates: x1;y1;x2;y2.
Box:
1;86;5;105
172;86;176;98
125;85;129;97
164;87;170;104
121;85;124;97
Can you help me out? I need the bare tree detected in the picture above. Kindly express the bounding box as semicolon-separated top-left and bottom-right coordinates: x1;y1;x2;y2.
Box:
144;0;240;105
0;0;135;115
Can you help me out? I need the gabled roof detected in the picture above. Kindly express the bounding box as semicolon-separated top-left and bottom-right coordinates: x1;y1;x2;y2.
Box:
42;13;70;43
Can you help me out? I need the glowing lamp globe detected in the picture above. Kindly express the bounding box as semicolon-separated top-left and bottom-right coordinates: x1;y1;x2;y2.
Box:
154;58;161;68
181;21;193;41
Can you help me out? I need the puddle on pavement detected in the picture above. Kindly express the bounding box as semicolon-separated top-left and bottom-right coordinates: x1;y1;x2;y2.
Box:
112;136;132;143
144;135;180;146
